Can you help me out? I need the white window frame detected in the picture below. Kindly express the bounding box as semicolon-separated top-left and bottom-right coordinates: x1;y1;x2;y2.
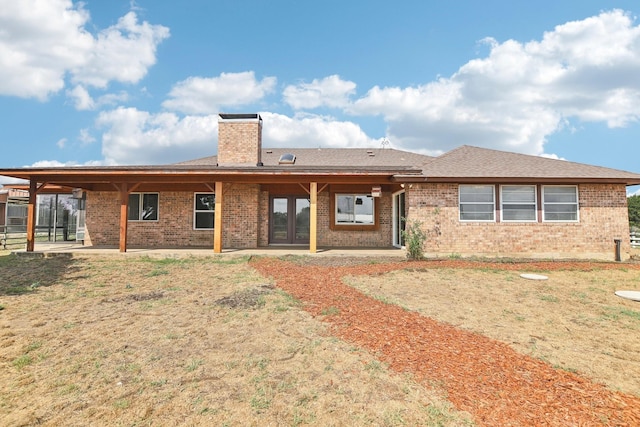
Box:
128;193;159;222
193;193;215;230
500;185;537;222
459;185;495;222
542;185;579;222
335;194;375;225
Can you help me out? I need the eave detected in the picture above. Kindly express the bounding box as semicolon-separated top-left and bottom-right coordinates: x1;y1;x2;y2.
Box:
391;175;640;186
0;166;423;192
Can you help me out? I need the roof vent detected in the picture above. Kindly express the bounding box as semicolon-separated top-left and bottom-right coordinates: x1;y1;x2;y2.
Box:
278;153;296;164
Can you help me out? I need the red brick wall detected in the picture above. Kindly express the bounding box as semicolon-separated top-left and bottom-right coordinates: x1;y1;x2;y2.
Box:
406;183;631;260
85;191;214;248
220;184;259;248
317;191;393;247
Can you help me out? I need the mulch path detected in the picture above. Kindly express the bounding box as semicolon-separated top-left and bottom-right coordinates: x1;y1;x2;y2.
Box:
250;257;640;426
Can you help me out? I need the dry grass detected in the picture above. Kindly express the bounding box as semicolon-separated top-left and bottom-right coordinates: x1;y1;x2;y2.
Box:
346;263;640;397
0;253;471;426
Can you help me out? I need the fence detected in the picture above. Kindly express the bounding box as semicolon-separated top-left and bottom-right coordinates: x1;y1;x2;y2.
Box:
1;226;73;250
632;232;640;248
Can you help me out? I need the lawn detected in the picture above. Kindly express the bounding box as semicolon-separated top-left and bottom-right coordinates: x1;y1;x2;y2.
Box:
0;253;471;426
2;251;640;426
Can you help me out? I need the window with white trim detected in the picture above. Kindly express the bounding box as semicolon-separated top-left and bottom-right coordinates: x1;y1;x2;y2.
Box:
194;193;215;229
335;194;374;225
501;185;537;222
459;185;495;221
543;186;578;222
128;193;159;221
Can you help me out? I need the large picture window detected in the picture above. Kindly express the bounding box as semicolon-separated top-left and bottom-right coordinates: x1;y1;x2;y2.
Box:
128;193;158;221
335;194;374;225
543;186;578;222
459;185;495;221
194;193;215;229
501;185;537;222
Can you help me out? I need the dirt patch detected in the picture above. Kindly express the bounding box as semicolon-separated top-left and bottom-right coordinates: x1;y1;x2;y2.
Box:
214;284;274;309
252;257;640;426
102;291;165;304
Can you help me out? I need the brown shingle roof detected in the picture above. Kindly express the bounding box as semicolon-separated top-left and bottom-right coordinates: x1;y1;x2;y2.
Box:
422;145;640;183
176;148;433;168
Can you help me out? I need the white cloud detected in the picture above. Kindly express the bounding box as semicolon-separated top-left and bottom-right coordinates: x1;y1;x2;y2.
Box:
162;71;277;114
261;112;378;148
71;12;170;88
348;10;640;156
56;138;67;149
94;106;377;165
283;75;356;109
67;85;95;110
0;176;28;185
0;1;169;100
96;107;218;165
67;85;129;111
78;128;96;146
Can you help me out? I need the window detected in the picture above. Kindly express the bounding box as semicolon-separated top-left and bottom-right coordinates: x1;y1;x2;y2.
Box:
128;193;158;221
501;185;537;221
459;185;495;221
194;193;215;229
543;186;578;222
335;194;374;225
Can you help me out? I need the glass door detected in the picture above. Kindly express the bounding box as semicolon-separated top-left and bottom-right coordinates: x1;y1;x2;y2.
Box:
393;191;405;247
270;196;310;244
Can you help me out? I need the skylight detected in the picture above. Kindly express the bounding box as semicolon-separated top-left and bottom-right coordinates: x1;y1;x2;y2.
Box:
278;153;296;164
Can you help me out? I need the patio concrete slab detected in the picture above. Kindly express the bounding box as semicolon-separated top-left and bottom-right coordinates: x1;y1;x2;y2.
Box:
11;243;407;259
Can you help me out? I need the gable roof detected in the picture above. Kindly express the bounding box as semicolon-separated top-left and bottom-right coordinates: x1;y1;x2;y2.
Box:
412;145;640;184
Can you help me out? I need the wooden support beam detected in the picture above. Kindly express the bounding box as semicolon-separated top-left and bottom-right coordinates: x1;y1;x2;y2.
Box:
26;178;37;252
118;184;128;253
309;182;317;254
214;181;223;253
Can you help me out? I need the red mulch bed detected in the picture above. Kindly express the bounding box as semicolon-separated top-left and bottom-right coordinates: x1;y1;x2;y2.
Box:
251;257;640;426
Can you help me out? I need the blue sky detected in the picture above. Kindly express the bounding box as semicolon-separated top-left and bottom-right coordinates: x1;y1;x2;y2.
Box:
1;0;640;193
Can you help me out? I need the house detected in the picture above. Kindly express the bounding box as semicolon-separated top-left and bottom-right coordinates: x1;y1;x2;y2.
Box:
1;113;639;260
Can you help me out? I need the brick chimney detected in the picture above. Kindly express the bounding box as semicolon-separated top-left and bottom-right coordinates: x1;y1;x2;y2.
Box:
217;113;262;166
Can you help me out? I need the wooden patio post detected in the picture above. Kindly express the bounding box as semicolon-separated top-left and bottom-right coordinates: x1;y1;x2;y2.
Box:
309;182;317;253
118;184;128;253
26;178;37;252
214;181;223;253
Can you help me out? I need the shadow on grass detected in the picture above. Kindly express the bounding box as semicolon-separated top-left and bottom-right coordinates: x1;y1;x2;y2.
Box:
0;253;82;297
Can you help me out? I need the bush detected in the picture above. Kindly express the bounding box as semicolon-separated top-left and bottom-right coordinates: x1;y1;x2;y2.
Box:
402;220;427;260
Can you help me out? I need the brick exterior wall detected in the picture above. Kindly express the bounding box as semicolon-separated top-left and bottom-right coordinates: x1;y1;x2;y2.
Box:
220;184;259;248
85;185;260;249
84;187;394;249
217;118;262;166
406;183;631;260
84;183;630;259
84;191;215;248
317;191;393;247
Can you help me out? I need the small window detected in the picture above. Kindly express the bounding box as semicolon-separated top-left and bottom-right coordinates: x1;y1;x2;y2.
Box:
336;194;374;225
278;153;296;164
128;193;159;221
459;185;495;221
501;185;537;222
543;186;578;222
194;193;215;230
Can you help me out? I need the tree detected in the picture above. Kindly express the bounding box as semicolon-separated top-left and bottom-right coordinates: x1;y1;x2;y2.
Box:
628;195;640;231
